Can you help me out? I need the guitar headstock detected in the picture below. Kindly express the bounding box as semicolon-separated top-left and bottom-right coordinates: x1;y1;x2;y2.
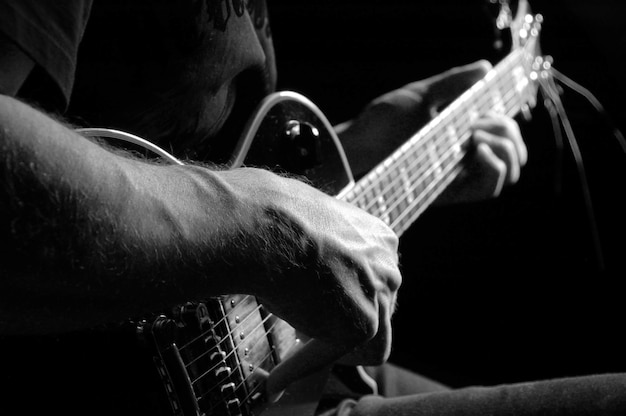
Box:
489;0;547;114
487;1;542;52
509;1;541;51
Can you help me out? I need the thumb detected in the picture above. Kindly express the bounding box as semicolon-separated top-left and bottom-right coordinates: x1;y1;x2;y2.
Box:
414;60;493;111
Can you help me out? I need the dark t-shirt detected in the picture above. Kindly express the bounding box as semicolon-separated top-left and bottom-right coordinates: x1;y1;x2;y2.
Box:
0;0;277;162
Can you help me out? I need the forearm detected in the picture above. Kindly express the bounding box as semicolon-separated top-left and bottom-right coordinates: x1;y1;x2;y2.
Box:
0;95;302;333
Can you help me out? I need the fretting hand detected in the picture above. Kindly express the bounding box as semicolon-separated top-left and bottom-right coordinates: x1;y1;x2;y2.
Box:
336;60;527;204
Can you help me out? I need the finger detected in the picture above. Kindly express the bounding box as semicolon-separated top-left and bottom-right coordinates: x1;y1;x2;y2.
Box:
473;142;507;197
473;112;528;166
338;288;396;366
404;60;493;111
473;129;520;185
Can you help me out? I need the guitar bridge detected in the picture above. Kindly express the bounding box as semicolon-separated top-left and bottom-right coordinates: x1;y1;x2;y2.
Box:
137;296;279;416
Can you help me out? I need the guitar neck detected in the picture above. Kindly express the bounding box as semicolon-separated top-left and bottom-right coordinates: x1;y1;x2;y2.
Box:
340;47;536;237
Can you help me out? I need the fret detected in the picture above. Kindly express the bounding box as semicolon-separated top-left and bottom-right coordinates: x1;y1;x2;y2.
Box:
387;170;404;226
445;125;464;157
355;178;370;209
391;196;406;228
399;166;415;205
426;140;442;177
376;195;390;225
408;159;426;209
365;186;377;215
348;178;369;211
349;184;366;210
491;88;507;114
370;173;382;218
467;104;481;125
513;65;530;95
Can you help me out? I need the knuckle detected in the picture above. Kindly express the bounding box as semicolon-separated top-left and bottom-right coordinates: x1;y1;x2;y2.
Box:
389;272;402;292
493;158;508;178
500;137;516;155
475;59;493;74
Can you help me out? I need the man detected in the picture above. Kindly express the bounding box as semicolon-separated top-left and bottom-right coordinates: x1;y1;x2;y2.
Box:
1;1;623;416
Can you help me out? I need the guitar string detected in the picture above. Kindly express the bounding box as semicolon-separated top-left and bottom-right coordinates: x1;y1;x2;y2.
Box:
186;308;272;383
196;297;275;359
196;322;279;407
233;349;277;409
175;306;236;353
349;72;522;230
178;298;287;384
344;49;525;215
190;314;276;390
203;345;276;407
193;319;279;408
184;312;266;371
183;301;265;367
196;344;275;411
190;311;277;386
201;347;276;414
178;295;259;352
172;296;293;401
194;328;275;402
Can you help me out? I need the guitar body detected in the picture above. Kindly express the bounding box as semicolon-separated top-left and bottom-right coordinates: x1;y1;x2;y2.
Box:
231;91;355;197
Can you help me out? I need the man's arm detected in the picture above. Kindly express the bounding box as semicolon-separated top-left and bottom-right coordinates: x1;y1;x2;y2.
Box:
0;95;401;375
0;94;267;332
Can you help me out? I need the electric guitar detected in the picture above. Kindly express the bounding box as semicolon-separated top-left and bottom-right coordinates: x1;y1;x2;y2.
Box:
72;2;547;415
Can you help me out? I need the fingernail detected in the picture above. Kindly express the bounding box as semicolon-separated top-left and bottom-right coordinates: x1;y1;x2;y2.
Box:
269;389;285;404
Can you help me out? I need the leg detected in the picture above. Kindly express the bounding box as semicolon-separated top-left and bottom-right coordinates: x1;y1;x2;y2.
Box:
348;373;626;416
363;363;450;397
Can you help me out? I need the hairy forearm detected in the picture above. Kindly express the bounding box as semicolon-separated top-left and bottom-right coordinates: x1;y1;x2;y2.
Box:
0;95;308;334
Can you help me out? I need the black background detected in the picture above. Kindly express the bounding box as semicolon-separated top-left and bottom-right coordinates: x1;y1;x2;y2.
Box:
269;0;626;387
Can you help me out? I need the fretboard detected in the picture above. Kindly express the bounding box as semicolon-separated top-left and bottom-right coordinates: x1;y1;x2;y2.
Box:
340;48;535;237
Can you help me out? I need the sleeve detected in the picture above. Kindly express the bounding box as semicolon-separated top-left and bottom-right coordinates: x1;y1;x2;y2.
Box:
0;0;93;110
